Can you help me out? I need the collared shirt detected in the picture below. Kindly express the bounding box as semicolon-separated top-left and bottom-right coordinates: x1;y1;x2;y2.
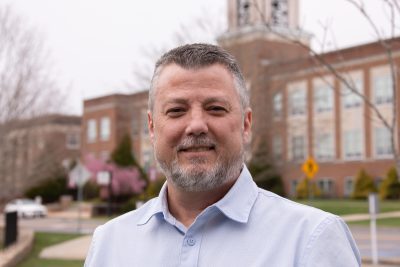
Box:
85;166;361;267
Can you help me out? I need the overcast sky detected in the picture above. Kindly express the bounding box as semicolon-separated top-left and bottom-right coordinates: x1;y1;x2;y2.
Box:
0;0;395;115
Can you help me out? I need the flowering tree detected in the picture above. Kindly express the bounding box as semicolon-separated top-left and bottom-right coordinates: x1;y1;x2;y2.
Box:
84;155;146;197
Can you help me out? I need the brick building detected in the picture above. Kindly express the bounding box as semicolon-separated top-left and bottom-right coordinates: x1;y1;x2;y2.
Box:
81;91;155;170
0;114;81;201
82;0;399;197
219;0;400;197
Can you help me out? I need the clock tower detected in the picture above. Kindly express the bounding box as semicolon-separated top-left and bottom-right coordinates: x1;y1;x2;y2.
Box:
218;0;311;160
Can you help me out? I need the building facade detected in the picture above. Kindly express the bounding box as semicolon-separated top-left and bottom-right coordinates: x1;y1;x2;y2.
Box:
219;0;400;197
81;92;155;171
0;114;81;201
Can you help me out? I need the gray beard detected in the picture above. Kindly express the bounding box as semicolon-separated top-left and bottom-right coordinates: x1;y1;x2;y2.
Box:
155;137;244;192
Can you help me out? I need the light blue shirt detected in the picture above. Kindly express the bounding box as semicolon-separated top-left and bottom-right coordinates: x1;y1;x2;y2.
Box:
85;166;361;267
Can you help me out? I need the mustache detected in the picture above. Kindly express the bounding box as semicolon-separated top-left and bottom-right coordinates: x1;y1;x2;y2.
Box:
176;136;216;151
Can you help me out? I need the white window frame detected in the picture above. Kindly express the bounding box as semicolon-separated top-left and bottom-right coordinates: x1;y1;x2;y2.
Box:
291;135;305;161
373;73;393;105
314;132;334;161
87;119;97;143
374;126;393;158
314;85;333;113
342;79;363;109
289;88;306;116
343;129;363;160
273;92;283;119
66;132;80;149
100;117;110;141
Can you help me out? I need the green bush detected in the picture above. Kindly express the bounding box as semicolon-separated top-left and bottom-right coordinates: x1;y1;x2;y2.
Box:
379;167;400;200
351;169;377;199
296;178;321;199
248;139;285;196
25;175;69;203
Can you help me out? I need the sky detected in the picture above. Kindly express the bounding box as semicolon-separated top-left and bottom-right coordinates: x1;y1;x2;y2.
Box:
0;0;395;115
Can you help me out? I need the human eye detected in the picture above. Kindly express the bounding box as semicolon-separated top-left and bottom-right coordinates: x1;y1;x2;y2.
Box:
165;107;186;117
207;105;228;115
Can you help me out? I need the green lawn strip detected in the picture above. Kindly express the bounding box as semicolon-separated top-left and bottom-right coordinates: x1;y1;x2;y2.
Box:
17;232;84;267
296;199;400;216
347;217;400;227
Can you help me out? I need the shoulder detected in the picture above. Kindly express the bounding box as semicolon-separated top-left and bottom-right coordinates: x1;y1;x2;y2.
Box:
253;189;360;266
254;188;332;223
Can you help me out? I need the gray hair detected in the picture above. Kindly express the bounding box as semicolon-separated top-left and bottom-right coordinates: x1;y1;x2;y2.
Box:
148;43;249;112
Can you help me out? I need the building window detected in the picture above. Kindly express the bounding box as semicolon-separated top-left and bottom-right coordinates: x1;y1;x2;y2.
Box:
373;73;393;105
273;92;283;119
271;0;288;27
273;135;282;160
342;79;363;108
100;117;110;141
289;89;306;116
318;178;334;197
237;0;250;26
291;135;305;161
343;177;354;198
374;127;392;156
314;85;333;113
87;119;97;143
66;132;80;149
343;130;363;159
314;133;334;161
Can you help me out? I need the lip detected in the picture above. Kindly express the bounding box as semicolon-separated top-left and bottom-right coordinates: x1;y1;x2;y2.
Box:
178;145;216;153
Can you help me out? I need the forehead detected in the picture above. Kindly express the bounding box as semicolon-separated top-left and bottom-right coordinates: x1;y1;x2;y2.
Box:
153;63;238;101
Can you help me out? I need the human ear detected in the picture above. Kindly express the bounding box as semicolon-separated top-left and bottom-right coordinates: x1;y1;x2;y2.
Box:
148;111;155;143
243;108;252;143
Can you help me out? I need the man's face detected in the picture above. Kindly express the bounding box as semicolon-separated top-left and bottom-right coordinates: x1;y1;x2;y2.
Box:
148;63;252;192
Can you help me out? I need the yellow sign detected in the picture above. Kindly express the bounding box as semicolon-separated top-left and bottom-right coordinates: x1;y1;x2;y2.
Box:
302;157;319;179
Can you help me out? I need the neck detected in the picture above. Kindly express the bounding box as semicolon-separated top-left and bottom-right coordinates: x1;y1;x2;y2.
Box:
166;179;237;228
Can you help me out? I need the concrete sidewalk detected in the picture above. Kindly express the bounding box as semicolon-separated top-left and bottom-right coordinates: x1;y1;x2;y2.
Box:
342;211;400;222
40;235;92;260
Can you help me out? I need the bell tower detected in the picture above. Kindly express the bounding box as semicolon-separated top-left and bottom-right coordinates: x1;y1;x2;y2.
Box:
218;0;311;161
219;0;310;65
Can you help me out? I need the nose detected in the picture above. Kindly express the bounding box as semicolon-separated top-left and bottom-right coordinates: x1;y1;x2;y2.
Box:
185;109;208;136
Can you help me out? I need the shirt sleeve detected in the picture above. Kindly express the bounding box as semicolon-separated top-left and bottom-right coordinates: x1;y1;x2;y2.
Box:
301;215;361;267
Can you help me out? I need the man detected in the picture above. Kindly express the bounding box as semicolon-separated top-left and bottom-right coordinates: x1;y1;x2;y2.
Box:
85;44;361;266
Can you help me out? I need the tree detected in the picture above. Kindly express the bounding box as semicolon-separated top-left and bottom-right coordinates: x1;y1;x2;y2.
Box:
352;169;377;199
379;167;400;199
250;0;400;180
296;177;321;199
84;155;146;198
111;134;138;167
248;139;285;196
0;6;64;200
111;134;148;183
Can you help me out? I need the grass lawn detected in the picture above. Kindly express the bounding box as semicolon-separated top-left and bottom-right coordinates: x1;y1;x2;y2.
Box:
295;199;400;216
347;217;400;227
17;232;84;267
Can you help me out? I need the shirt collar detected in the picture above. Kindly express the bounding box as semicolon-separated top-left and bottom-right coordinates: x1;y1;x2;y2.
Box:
137;165;258;225
214;165;258;223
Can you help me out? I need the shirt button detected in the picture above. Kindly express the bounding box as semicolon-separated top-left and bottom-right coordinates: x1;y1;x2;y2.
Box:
186;237;196;246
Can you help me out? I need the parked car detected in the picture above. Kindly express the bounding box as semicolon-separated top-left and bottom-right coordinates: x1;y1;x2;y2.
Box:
4;198;48;218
